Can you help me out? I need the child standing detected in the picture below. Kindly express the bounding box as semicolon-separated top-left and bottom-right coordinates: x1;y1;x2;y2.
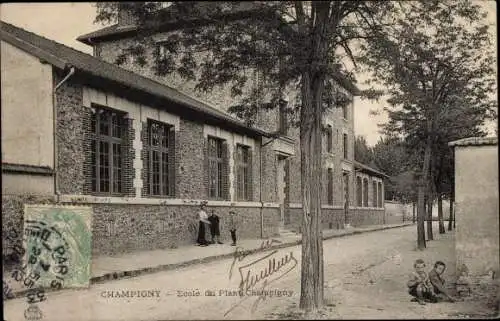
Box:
197;202;211;246
208;210;223;244
229;210;237;246
407;259;437;305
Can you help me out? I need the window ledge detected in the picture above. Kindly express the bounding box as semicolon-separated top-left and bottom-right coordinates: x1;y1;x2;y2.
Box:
2;163;54;176
59;195;280;207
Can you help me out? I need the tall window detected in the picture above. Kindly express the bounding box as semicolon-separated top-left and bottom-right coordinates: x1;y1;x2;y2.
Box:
278;100;288;135
343;134;348;159
378;182;383;207
326;125;333;153
208;137;225;199
363;178;369;207
373;181;378;207
236;145;252;201
327;168;334;205
356;176;362;207
91;107;126;194
146;120;173;196
343;103;348;120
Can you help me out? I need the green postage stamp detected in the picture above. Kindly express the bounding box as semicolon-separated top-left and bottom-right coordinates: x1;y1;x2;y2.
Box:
23;205;93;289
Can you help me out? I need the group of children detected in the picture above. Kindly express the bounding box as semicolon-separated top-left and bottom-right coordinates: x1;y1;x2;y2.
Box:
196;202;237;247
408;259;456;305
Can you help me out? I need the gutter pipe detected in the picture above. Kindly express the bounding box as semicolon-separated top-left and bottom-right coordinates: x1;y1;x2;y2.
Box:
53;66;76;202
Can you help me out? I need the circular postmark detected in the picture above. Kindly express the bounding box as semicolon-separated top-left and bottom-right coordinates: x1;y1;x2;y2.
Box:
24;304;44;321
22;219;71;290
3;219;71;320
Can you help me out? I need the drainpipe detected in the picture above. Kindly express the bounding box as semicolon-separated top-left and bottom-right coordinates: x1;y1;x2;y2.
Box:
260;139;264;239
260;134;279;238
53;66;76;203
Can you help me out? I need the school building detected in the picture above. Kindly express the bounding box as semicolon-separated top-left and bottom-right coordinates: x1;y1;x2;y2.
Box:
1;13;386;261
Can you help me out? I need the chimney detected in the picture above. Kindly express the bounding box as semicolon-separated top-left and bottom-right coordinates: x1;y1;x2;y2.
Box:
117;4;136;27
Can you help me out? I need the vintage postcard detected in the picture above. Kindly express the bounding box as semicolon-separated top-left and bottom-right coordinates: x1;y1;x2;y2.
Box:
2;2;498;320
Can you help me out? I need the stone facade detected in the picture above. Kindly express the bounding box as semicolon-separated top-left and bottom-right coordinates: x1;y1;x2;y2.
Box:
91;29;372;231
2;194;55;267
90;203;277;256
51;78;279;255
2;21;389;264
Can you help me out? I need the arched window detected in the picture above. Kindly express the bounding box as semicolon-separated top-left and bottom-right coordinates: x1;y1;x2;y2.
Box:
363;178;369;207
356;176;362;207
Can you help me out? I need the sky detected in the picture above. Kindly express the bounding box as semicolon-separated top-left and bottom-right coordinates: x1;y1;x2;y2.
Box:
1;2;497;146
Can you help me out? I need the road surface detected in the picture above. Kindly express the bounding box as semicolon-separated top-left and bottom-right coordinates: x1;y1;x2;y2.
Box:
6;224;491;320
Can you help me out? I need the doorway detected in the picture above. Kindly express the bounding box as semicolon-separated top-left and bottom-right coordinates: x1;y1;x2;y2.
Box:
343;171;350;227
276;155;287;229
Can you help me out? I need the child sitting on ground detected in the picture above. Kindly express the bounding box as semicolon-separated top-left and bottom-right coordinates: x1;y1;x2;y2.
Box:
407;259;437;305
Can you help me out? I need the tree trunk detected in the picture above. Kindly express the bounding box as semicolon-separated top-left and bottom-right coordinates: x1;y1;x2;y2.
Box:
417;136;432;249
448;199;453;231
412;201;416;223
426;197;434;240
299;71;324;311
438;194;445;233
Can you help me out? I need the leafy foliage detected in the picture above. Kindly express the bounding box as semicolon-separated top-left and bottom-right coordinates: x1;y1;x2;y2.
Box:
354;135;374;165
360;0;496;196
94;2;392;122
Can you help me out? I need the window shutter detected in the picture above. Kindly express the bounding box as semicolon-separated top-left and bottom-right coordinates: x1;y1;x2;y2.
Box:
168;127;176;197
204;137;209;198
322;168;327;205
247;149;253;201
82;107;94;194
122;117;134;196
221;141;230;200
142;121;150;196
233;145;239;200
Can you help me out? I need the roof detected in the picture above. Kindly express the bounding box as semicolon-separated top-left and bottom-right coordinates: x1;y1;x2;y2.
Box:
0;21;270;138
354;161;390;179
448;136;498;147
77;2;270;45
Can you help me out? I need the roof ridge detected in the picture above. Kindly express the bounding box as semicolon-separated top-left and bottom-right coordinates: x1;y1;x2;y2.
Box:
354;160;389;178
1;23;68;69
1;20;239;122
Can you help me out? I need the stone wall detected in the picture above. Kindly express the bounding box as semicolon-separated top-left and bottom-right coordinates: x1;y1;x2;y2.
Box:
54;74;86;195
97;35;252;119
286;208;345;232
2;194;55;268
91;204;278;256
350;208;386;227
176;119;205;199
260;145;278;203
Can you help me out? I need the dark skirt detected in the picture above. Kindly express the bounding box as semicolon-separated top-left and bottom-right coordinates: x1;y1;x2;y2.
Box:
210;223;220;236
197;221;208;245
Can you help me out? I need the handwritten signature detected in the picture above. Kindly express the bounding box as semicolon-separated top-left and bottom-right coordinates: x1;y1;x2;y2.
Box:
225;239;298;316
228;238;282;280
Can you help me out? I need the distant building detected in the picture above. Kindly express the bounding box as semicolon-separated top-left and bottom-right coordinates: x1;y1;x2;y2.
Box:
449;137;499;290
2;11;386;263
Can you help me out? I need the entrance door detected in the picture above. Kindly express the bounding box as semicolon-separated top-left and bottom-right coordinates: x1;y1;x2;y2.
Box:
343;171;350;227
277;156;286;228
